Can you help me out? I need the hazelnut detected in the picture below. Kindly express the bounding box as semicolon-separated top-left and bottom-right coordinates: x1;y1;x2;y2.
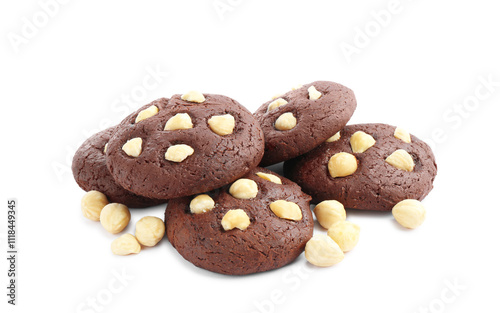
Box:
190;194;215;214
394;127;411;143
122;137;143;157
392;199;426;229
305;234;344;267
275;112;297;131
164;113;193;130
135;216;165;247
269;200;302;221
255;172;282;184
208;114;235;136
267;98;288;112
135;105;159;123
313;200;346;229
350;131;376;153
81;190;109;221
386;149;415;172
100;203;131;234
111;234;141;256
181;91;205;103
328;152;358;178
326;131;341;143
327;221;360;252
229;179;259;199
308;85;322;100
165;144;194;162
221;209;251;231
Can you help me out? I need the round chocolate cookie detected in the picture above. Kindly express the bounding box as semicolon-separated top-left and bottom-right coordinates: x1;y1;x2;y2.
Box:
72;126;165;208
254;81;357;166
284;123;437;211
106;94;265;200
165;167;313;275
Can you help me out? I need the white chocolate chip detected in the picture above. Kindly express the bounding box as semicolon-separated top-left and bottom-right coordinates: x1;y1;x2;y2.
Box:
269;200;302;221
81;190;109;221
103;143;108;153
135;216;165;247
255;172;282;184
275;112;297;131
100;203;131;234
327;221;360;252
122;137;143;157
181;91;205;103
208;114;235;136
291;84;303;90
165;144;194;162
350;131;376;153
111;234;141;256
386;149;415;172
328;152;358;178
267;98;288;112
308;85;322;100
135;105;159;123
190;194;215;214
326;131;341;143
305;234;344;267
271;93;283;100
229;179;258;199
313;200;346;229
394;127;412;143
164;113;193;130
392;199;426;229
221;209;251;231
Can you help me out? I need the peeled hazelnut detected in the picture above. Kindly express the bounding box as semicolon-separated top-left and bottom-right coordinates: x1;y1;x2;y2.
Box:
164;113;193;130
350;131;376;153
208;114;235;136
229;179;258;199
308;86;322;100
326;131;341;143
81;190;109;221
100;203;131;234
327;221;360;252
111;234;141;256
313;200;346;229
267;98;288;112
269;200;302;221
181;91;205;103
386;149;415;172
135;216;165;247
394;127;411;143
221;209;251;231
305;234;344;267
275;112;297;131
255;172;282;184
122;137;143;157
135;105;159;123
165;144;194;162
190;194;215;214
328;152;358;178
392;199;426;229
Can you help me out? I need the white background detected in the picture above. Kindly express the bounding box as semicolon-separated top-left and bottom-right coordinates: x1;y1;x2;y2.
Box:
1;0;499;312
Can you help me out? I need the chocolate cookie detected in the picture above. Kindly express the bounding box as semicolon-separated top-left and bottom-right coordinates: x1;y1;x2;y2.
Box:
106;93;265;200
254;81;357;166
72;126;165;208
165;167;314;275
284;123;437;211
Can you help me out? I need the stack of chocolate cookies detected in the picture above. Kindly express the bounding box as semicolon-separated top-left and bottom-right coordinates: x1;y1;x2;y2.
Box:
73;82;437;275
